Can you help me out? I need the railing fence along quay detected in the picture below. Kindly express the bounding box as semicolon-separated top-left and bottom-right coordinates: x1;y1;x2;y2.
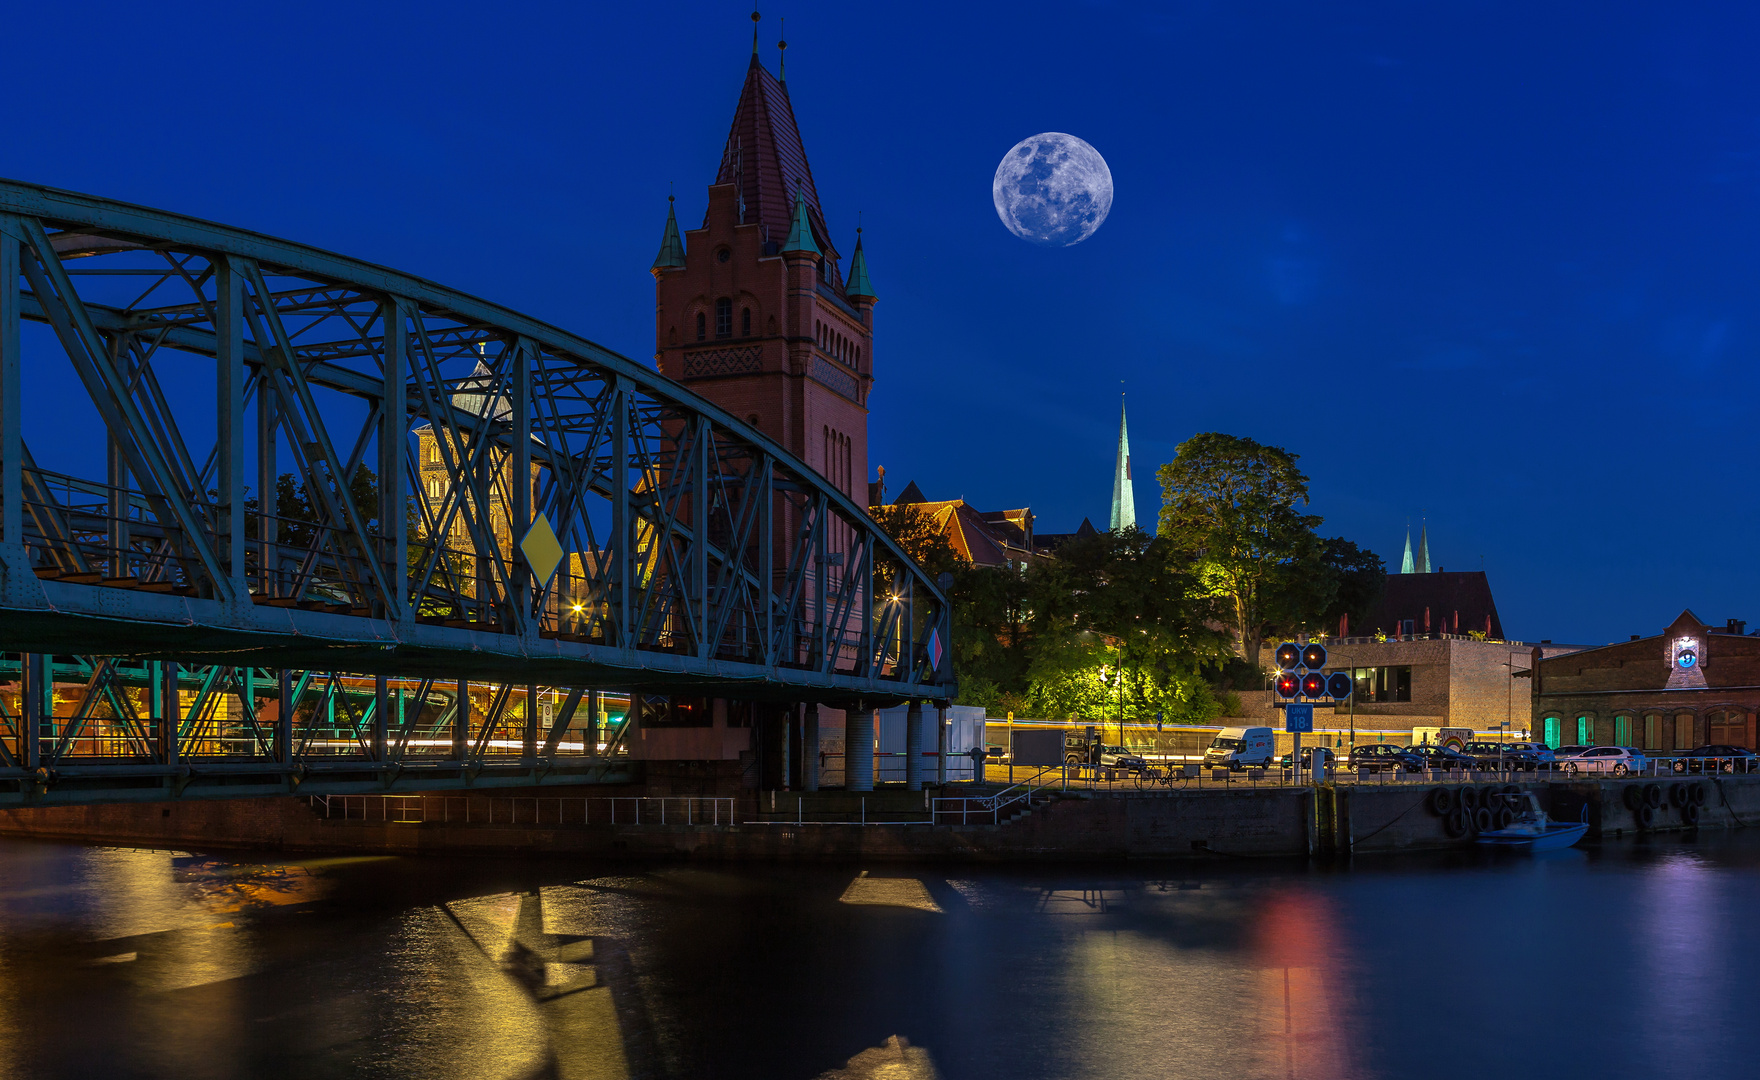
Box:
306;757;1760;829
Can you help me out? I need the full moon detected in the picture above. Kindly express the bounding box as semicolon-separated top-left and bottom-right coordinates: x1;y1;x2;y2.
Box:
992;133;1114;247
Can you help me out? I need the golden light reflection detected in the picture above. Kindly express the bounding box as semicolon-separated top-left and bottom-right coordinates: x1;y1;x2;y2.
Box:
812;1035;940;1079
1249;889;1357;1080
838;872;944;912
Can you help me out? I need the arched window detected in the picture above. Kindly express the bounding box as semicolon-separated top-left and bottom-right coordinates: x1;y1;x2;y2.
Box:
1674;712;1695;751
714;298;732;339
695;312;705;341
1542;715;1561;750
1613;713;1633;748
741;307;751;337
1576;715;1594;746
1643;712;1665;750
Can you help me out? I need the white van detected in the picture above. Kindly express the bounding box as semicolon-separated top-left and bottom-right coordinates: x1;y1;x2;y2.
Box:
1204;726;1275;770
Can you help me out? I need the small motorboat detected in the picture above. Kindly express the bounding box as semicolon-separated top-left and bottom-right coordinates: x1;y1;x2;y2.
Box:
1475;793;1588;851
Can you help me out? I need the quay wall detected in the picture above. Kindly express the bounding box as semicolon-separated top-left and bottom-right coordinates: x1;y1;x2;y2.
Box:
4;777;1758;861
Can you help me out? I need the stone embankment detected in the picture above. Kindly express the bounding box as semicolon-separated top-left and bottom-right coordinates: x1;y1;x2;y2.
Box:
1;775;1755;861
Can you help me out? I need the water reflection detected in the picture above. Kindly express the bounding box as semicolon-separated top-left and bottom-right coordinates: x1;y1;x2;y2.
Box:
3;836;1760;1078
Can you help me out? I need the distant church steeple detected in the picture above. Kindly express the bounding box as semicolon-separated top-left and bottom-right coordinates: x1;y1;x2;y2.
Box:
1416;519;1431;574
1110;396;1135;532
1400;525;1415;575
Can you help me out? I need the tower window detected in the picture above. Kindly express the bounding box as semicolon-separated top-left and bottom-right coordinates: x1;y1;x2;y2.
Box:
741;307;751;337
696;312;705;341
715;298;732;339
716;246;731;264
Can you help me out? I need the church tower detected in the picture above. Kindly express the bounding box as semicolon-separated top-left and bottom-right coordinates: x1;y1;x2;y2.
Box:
651;45;873;506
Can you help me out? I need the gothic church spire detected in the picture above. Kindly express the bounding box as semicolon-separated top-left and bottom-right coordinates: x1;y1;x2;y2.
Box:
1110;396;1135;532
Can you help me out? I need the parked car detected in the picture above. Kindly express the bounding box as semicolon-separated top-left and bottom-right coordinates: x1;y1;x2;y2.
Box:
1348;743;1427;773
1506;741;1556;766
1562;746;1646;776
1404;744;1479;771
1278;746;1337;770
1552;745;1594;761
1462;741;1541;771
1672;745;1759;774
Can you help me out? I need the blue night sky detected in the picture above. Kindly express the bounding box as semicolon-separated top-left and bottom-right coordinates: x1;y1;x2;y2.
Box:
10;1;1760;646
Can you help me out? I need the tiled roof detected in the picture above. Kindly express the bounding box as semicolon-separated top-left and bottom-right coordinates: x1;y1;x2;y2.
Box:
1366;571;1504;639
714;57;835;261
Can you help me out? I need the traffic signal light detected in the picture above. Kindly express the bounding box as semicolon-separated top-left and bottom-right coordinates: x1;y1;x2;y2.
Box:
1301;672;1326;697
1327;671;1353;699
1302;643;1328;670
1275;673;1300;698
1275;642;1301;671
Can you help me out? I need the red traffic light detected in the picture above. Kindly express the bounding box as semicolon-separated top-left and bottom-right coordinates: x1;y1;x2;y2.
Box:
1275;643;1301;671
1302;643;1328;670
1275;673;1300;698
1301;672;1326;697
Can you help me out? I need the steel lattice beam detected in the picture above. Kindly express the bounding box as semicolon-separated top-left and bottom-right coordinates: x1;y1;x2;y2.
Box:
0;178;950;705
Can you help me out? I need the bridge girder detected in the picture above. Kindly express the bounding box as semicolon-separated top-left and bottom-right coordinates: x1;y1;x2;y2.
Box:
0;179;950;709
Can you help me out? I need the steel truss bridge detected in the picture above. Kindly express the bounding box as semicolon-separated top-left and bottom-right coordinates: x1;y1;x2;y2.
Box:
0;179;947;807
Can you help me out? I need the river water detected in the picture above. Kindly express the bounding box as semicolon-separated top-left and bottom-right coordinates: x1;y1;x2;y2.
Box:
0;833;1755;1080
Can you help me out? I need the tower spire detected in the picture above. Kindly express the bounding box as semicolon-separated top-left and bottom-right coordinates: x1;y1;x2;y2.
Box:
777;18;787;81
751;10;761;56
1400;523;1414;574
650;194;685;273
1417;518;1431;574
845;224;875;299
1110;393;1135;532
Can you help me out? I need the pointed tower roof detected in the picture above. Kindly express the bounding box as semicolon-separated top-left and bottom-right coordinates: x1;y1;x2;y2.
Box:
1110;397;1136;532
1417;521;1432;574
715;56;832;257
651;196;685;272
845;229;875;299
1400;527;1415;574
781;185;820;256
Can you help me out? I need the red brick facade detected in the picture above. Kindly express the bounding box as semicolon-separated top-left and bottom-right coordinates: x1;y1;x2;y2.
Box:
651;57;872;505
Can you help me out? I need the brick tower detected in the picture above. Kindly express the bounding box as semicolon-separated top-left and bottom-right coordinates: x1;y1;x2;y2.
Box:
651;49;874;504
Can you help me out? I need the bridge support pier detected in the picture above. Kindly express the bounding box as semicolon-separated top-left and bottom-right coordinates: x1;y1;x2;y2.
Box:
906;700;924;791
848;706;874;791
803;703;820;792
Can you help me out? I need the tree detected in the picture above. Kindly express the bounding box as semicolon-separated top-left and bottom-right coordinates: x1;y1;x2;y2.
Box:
1318;537;1385;635
1157;433;1324;668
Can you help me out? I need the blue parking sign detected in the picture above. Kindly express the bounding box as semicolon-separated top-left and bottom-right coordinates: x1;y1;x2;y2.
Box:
1284;703;1314;733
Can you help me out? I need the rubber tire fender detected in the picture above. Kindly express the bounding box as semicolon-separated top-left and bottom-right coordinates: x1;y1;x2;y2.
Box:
1473;807;1494;833
1502;784;1522;797
1692;784;1708;807
1624;785;1644;810
1495;806;1515;829
1428;787;1455;816
1637;805;1656;829
1671;783;1690;808
1459;785;1480;811
1443;808;1469;837
1683;802;1701;825
1644;784;1664;809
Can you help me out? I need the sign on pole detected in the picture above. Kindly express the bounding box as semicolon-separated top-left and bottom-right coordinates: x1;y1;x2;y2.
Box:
1284;703;1314;733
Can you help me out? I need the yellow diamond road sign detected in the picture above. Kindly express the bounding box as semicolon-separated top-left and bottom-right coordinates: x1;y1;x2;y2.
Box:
520;512;565;584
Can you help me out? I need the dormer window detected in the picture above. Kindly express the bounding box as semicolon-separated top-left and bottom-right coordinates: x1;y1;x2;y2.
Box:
715;298;732;339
